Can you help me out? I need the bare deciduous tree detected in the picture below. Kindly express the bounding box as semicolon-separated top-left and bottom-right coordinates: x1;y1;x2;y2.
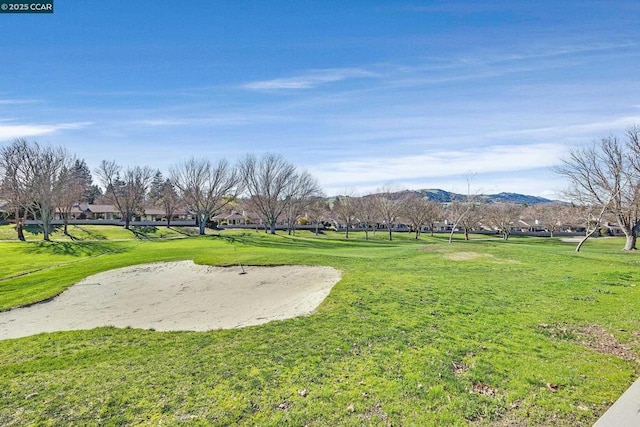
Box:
485;203;522;241
0;139;31;240
283;170;323;235
556;129;640;250
28;144;75;241
573;201;610;252
239;153;319;235
332;194;357;239
426;201;445;237
372;188;403;241
0;140;75;241
352;195;377;240
447;175;481;243
525;202;570;237
57;159;94;235
96;160;154;229
446;200;484;241
305;196;329;235
402;195;439;239
159;179;180;228
171;158;241;235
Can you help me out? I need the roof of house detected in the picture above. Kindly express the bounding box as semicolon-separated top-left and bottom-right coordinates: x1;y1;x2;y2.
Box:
86;204;117;213
212;211;245;220
143;208;165;216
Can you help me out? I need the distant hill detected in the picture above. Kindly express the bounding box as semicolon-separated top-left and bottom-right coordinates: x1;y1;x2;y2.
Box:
414;189;552;205
329;189;554;205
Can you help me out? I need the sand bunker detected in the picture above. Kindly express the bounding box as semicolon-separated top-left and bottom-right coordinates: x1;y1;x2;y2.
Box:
0;261;342;340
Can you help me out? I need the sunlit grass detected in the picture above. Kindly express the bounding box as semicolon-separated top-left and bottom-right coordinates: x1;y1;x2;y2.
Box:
0;223;200;242
1;229;638;425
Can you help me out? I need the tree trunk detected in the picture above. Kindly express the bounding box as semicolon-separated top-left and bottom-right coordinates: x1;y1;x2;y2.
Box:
315;222;319;235
198;213;208;235
464;229;469;240
388;227;393;241
345;224;349;239
576;227;600;252
364;227;369;240
626;222;640;250
270;222;276;234
62;211;69;235
415;229;420;239
576;202;610;252
17;220;25;241
42;209;52;241
624;234;637;250
15;208;25;241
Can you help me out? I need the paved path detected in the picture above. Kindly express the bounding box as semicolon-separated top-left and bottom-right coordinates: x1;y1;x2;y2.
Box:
595;377;640;426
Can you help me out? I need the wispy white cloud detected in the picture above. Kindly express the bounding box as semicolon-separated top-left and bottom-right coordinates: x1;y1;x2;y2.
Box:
309;143;565;190
134;113;289;127
481;115;640;140
0;122;93;141
0;98;40;105
242;68;376;90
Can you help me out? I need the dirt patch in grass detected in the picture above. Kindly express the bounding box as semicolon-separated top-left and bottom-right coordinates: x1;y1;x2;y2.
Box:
576;325;637;362
453;360;468;376
441;251;518;264
418;245;445;252
446;252;483;261
471;382;497;397
356;402;388;422
538;323;637;362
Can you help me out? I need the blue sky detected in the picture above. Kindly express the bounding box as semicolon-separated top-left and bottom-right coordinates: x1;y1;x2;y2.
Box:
1;1;639;198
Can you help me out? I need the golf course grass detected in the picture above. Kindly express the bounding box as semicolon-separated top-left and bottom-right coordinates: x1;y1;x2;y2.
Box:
1;227;639;425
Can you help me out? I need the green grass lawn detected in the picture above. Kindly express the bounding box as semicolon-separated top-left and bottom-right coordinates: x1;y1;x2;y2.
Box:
1;229;639;425
0;223;201;242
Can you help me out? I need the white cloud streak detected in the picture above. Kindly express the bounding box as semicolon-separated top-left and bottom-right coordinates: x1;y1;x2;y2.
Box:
134;113;286;127
242;68;376;90
0;98;40;105
309;143;565;189
0;122;93;141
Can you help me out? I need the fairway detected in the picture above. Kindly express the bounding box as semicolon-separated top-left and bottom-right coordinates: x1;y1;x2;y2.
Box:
1;229;639;425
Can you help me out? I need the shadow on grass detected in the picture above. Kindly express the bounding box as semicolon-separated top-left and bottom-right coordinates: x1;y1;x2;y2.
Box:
24;224;63;236
168;226;199;236
21;241;126;257
130;226;158;240
218;231;405;250
69;225;108;240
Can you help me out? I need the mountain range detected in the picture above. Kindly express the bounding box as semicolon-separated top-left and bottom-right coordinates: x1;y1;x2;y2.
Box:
413;189;552;205
329;189;554;205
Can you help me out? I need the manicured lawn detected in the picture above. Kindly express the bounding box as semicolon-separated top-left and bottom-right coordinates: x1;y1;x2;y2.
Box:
0;223;200;242
1;230;639;425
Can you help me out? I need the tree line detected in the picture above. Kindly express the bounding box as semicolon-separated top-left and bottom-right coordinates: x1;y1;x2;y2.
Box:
0;140;324;240
2;129;638;250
